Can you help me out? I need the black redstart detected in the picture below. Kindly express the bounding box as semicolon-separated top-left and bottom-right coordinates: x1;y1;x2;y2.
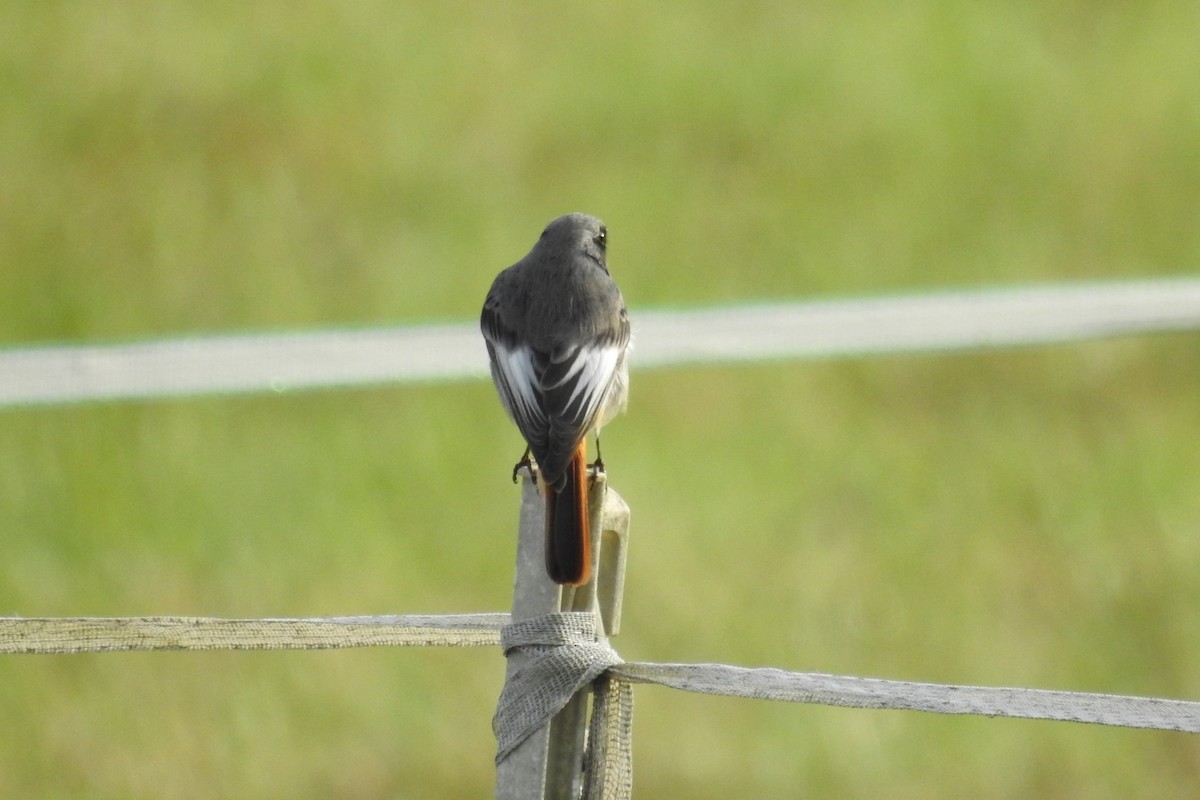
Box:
481;213;630;585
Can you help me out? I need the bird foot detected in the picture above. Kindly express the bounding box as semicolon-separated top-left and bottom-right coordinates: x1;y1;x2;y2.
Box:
587;456;606;482
511;450;535;484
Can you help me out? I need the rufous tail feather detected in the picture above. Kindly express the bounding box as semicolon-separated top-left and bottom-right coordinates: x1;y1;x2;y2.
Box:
544;444;591;585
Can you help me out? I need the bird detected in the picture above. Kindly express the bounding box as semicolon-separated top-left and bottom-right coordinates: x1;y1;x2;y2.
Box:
481;213;630;585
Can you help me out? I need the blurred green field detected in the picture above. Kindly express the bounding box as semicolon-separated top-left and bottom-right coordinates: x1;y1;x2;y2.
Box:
2;1;1200;797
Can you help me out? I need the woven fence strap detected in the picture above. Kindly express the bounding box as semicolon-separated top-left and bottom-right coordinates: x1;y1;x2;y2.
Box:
0;614;508;654
493;612;624;764
611;662;1200;734
583;674;635;800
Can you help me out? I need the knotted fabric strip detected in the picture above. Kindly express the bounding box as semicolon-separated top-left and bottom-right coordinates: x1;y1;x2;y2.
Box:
493;611;624;763
583;674;636;799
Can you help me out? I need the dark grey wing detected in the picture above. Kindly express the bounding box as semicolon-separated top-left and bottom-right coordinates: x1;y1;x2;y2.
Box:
481;300;550;456
537;320;629;482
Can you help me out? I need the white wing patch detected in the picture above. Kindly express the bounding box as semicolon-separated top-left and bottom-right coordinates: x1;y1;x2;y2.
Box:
549;343;622;432
491;343;545;429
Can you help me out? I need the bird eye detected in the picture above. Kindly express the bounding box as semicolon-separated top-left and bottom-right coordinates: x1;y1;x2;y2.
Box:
594;228;607;250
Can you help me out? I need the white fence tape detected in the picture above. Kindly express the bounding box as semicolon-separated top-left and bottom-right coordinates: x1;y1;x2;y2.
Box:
2;278;1198;407
5;613;1197;735
0;614;507;653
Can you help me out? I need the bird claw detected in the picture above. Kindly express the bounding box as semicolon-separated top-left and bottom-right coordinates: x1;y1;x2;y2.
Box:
511;449;534;484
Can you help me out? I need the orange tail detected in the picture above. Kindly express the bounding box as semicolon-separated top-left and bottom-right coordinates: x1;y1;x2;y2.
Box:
544;443;591;586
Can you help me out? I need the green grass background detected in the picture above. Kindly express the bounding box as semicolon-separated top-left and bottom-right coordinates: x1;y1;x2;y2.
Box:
2;1;1200;797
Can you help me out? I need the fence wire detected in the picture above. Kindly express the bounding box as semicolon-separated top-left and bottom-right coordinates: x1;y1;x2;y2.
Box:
3;612;1197;738
0;614;507;653
2;277;1199;407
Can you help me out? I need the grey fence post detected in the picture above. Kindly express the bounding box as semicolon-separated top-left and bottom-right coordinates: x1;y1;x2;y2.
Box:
496;470;630;799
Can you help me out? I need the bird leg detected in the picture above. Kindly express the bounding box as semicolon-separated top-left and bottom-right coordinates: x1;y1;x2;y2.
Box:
589;434;607;476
